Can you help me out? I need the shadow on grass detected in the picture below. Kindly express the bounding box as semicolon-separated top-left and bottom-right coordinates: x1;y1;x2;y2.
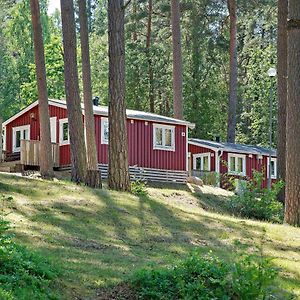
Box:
1;174;298;299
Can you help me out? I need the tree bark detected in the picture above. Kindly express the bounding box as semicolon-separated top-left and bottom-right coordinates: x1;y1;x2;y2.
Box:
78;0;102;188
132;0;138;42
227;0;238;143
146;0;155;113
171;0;183;119
61;0;87;183
108;0;131;192
277;0;288;202
30;0;54;179
285;0;300;226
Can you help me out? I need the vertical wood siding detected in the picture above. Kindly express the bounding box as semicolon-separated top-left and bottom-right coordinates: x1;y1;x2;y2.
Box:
95;115;187;171
5;104;187;171
188;144;216;171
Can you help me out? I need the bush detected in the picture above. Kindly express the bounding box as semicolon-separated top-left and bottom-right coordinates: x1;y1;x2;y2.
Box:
131;179;148;196
227;171;284;223
0;195;58;300
131;249;279;300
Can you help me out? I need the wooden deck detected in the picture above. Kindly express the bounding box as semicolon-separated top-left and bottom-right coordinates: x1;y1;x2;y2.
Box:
20;140;60;168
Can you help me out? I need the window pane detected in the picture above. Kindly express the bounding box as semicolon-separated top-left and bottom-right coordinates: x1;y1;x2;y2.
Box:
16;131;21;148
203;156;209;171
230;157;235;171
103;121;109;143
63;123;69;141
237;157;243;173
155;128;163;146
270;161;275;176
165;129;172;147
196;157;201;170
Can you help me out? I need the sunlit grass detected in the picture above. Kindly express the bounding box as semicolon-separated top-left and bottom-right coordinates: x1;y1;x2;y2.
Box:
0;173;299;299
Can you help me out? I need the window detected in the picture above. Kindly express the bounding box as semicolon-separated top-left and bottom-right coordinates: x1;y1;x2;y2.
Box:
267;157;277;179
153;124;175;151
50;117;57;143
193;153;211;171
101;117;109;144
59;118;69;145
228;154;246;176
12;125;30;152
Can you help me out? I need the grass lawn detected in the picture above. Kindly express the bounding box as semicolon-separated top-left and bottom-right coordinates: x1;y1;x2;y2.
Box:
0;173;299;299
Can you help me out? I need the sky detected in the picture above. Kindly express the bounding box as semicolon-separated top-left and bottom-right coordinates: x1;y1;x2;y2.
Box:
48;0;60;14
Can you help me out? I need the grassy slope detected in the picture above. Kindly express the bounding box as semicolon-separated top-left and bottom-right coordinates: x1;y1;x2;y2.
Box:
0;173;299;299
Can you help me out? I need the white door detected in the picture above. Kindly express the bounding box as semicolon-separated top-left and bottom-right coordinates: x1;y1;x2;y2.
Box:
50;117;57;143
12;125;30;152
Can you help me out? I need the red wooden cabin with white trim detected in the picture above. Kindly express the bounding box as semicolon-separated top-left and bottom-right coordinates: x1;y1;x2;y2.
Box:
188;138;277;189
2;99;195;182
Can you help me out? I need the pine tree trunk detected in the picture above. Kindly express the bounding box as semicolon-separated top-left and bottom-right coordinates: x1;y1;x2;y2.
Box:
61;0;87;183
30;0;54;179
132;0;138;42
277;0;288;202
108;0;131;192
285;0;300;226
171;0;183;119
78;0;102;188
227;0;238;143
146;0;155;113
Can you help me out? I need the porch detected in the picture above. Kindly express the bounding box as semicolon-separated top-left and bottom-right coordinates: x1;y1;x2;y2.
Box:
1;140;60;171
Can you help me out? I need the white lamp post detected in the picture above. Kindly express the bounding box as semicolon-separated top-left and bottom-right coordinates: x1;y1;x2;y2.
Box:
267;67;276;190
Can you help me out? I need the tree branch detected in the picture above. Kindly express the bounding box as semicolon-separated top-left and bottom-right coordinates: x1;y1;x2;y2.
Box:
123;0;132;10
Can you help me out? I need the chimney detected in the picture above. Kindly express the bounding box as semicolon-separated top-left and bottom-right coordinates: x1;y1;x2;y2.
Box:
215;136;220;143
92;96;99;106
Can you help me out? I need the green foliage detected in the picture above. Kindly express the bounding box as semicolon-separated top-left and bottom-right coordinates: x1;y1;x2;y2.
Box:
131;179;148;196
0;195;58;300
228;171;284;222
132;249;279;300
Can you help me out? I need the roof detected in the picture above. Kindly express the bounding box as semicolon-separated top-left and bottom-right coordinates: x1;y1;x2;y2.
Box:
3;99;195;128
189;138;277;157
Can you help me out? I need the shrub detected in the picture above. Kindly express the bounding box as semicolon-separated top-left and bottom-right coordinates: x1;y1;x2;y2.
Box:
0;196;58;300
131;179;148;196
131;249;280;300
227;171;284;223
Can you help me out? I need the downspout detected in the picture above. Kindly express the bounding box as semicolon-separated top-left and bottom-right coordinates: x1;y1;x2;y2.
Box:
215;149;223;187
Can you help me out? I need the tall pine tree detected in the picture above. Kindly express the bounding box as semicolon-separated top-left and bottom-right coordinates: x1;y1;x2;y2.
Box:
285;0;300;226
107;0;131;191
61;0;87;183
30;0;54;178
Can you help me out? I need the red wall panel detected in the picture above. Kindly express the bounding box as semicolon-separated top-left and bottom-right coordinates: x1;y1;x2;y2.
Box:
188;144;216;171
5;104;187;171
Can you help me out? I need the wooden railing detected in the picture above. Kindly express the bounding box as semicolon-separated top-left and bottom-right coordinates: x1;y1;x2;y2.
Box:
20;140;59;167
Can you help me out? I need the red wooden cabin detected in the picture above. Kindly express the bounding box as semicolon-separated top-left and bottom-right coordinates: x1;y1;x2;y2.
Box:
2;99;195;182
188;139;277;189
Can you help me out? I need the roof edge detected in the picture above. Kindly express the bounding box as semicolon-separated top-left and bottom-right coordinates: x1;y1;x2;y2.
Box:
3;99;195;128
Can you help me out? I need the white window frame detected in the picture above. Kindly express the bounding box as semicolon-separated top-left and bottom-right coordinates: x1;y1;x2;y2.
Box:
193;153;211;171
3;126;6;151
12;125;30;153
101;117;109;145
59;118;70;145
267;157;277;179
228;153;246;176
50;117;57;143
153;124;175;151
